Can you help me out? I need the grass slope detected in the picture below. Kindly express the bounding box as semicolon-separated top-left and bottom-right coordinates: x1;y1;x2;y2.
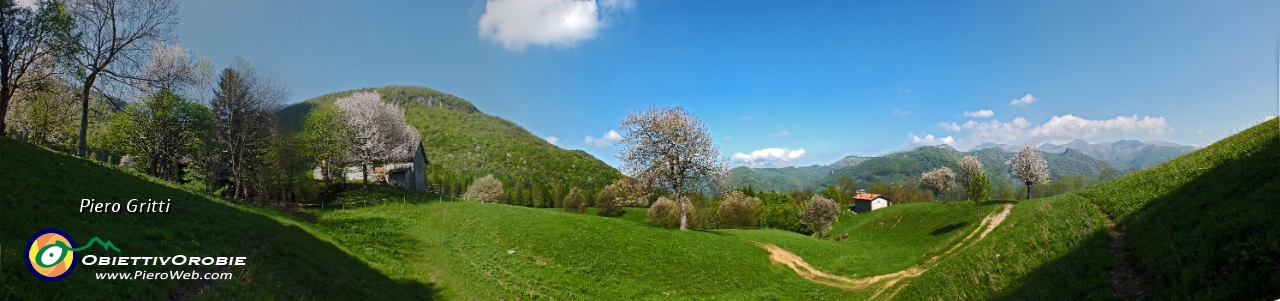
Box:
279;85;621;190
316;201;859;300
0;137;436;300
897;119;1280;300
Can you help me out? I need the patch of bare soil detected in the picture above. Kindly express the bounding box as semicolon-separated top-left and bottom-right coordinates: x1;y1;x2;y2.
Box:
758;203;1015;300
1088;201;1146;301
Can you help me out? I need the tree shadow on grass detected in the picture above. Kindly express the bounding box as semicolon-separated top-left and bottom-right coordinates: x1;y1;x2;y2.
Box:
930;222;969;236
0;137;436;300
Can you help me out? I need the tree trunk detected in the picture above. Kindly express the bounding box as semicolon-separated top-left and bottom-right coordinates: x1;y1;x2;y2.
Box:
76;75;97;157
677;187;688;231
1026;185;1032;200
362;163;369;190
0;90;10;137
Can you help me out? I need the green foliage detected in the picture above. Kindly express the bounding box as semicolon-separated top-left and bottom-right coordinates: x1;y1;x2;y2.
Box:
562;187;586;214
103;89;213;182
817;185;840;203
757;192;809;234
253;132;316;205
279;86;621;201
967;171;991;220
996;183;1014;201
299;105;353;192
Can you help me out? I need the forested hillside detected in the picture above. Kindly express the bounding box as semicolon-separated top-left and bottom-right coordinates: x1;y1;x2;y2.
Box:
280;86;622;200
1037;139;1197;171
726;145;1115;193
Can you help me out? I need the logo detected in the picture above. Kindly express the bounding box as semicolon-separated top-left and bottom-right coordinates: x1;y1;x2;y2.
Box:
27;229;77;281
25;228;120;282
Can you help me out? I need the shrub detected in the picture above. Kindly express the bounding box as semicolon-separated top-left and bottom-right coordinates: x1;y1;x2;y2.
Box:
462;174;507;203
757;192;809;233
562;187;586;214
595;184;625;217
647;196;678;227
800;195;840;238
718;191;760;228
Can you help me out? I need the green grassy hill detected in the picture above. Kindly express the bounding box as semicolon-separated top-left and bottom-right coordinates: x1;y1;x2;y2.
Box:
304;191;1005;300
3;134;1012;300
0;137;436;300
279;85;622;194
896;118;1280;300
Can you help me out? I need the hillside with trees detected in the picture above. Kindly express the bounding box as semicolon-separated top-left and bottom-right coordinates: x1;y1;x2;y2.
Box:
723;145;1115;198
279;85;622;203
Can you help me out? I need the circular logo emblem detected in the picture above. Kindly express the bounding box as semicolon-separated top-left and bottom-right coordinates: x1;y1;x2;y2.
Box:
27;228;77;282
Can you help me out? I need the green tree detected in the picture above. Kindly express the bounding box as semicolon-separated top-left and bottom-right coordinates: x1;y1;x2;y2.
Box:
967;171;992;220
301;106;353;193
818;185;841;204
104;88;212;182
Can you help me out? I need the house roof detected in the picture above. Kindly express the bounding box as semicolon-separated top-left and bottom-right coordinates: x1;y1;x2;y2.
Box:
853;193;889;202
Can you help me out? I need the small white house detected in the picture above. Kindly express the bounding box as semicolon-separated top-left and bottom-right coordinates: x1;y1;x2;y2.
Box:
852;193;891;213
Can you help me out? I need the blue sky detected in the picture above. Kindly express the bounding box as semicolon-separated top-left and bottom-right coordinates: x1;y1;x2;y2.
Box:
177;0;1280;168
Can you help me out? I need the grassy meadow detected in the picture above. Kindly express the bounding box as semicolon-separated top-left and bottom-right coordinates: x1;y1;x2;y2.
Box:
2;118;1276;300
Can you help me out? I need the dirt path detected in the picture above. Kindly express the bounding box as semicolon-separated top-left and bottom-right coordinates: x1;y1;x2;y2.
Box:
757;203;1014;300
1087;201;1146;301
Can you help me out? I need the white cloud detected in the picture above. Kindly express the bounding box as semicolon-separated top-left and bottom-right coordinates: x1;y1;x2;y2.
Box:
892;108;911;119
583;130;622;147
910;134;956;146
767;130;791;138
544;136;559;145
964;109;994;118
478;0;632;51
732;148;807;167
895;86;911;93
1027;115;1170;140
923;114;1172;150
940;122;962;132
1009;94;1036;107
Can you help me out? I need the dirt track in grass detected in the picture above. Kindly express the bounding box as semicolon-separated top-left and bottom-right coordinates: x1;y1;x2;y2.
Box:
757;203;1015;300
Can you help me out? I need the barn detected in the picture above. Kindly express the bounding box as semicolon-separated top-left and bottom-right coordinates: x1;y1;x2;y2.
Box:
313;139;429;191
852;193;891;213
385;140;428;191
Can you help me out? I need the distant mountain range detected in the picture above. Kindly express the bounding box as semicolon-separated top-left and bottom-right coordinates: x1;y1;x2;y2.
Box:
729;139;1197;192
975;139;1197;171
